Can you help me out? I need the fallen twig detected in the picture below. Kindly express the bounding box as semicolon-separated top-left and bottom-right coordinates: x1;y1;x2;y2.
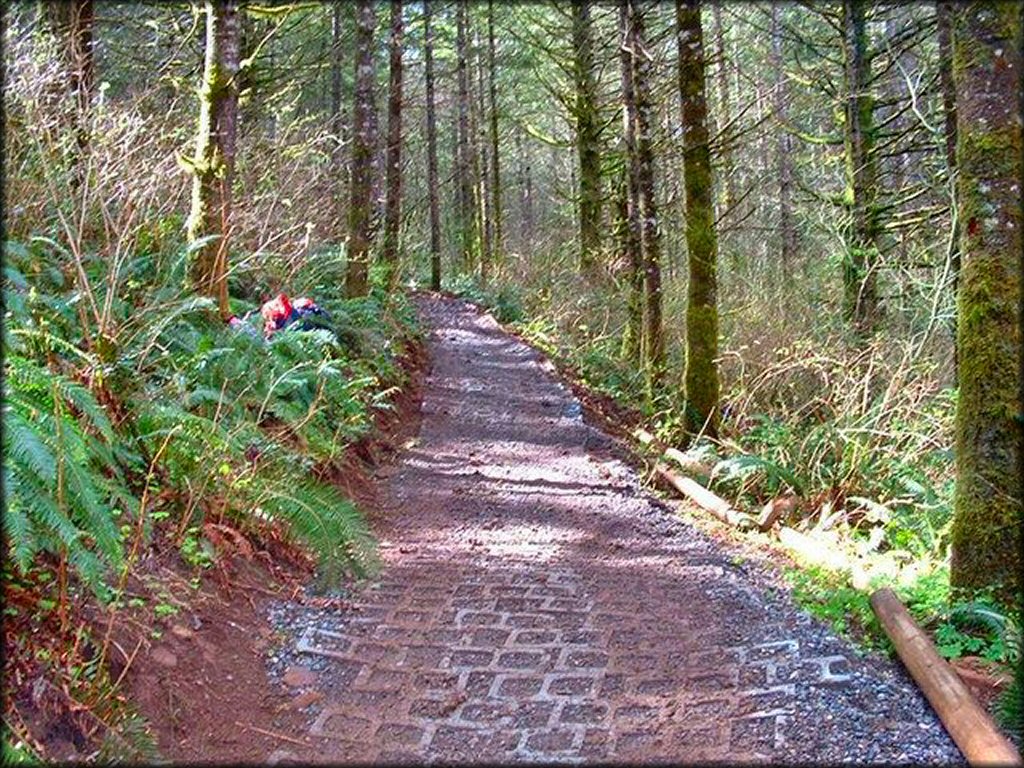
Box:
235;722;308;747
111;637;145;690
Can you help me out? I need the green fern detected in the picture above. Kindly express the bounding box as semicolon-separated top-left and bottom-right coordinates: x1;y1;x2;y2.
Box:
949;601;1021;665
711;452;805;498
3;356;135;594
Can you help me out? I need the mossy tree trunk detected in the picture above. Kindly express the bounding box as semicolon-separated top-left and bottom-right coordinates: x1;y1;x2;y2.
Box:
424;0;442;292
629;1;665;397
677;0;721;439
455;2;477;273
841;0;881;335
345;0;378;299
186;0;239;319
572;0;602;276
474;24;491;284
618;3;644;370
949;1;1022;604
381;0;404;293
331;3;347;229
516;130;535;250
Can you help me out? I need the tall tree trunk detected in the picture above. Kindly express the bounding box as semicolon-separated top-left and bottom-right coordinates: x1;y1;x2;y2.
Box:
841;0;880;335
424;0;442;291
677;0;721;439
345;0;378;299
516;130;534;248
572;0;602;275
487;0;502;265
186;0;239;319
381;0;404;292
771;1;796;285
937;0;960;375
629;1;664;395
619;2;644;370
949;1;1022;603
331;2;346;226
455;1;476;271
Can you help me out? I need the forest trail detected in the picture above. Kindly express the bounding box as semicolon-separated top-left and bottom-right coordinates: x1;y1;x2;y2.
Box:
265;295;959;764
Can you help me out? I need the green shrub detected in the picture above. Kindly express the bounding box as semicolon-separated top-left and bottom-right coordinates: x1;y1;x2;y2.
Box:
2;237;420;591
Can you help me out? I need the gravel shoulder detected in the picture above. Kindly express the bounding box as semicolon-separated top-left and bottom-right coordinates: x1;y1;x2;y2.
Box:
265;295;963;764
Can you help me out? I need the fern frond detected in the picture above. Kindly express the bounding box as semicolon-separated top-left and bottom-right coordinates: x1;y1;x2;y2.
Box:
3;500;40;572
63;459;123;566
253;474;377;584
2;406;57;484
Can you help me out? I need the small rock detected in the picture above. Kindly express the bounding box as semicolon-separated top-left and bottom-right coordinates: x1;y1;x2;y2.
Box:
151;646;177;668
170;624;194;639
282;665;317;688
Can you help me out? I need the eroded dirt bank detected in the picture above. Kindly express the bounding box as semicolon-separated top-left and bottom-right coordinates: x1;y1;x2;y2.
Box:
262;295;960;764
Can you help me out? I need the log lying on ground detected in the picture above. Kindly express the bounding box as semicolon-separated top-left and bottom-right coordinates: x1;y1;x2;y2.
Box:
633;429;750;529
870;588;1022;767
757;494;797;532
633;428;712;477
652;460;751;529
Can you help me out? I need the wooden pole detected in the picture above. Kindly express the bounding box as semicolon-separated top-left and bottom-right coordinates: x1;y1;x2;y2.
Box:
869;587;1022;767
652;461;751;529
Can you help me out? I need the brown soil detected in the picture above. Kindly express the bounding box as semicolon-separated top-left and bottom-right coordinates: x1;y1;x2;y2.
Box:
116;340;430;763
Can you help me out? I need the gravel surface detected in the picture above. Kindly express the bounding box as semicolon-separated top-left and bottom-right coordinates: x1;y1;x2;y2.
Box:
263;295;963;764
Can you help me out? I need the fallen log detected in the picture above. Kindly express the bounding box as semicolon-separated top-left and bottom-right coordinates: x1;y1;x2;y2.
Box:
869;588;1022;767
757;494;798;532
652;460;752;530
633;428;712;478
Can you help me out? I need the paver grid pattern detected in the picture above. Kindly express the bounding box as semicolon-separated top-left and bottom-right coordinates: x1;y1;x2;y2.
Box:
281;297;959;764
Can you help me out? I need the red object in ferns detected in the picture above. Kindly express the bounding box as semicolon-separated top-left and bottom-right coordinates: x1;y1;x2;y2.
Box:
260;293;294;337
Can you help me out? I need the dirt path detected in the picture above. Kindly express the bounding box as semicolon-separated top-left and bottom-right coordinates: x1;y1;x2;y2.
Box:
265;295;960;764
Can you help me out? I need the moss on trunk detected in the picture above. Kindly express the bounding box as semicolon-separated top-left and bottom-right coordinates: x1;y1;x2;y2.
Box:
618;7;644;371
949;1;1022;603
381;0;404;293
186;0;238;318
677;0;720;438
346;0;378;299
841;0;880;336
572;0;602;275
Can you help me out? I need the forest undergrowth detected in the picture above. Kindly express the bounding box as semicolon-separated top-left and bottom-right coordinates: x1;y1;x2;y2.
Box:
439;251;1021;740
3;0;1021;757
3;239;421;760
1;35;422;759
